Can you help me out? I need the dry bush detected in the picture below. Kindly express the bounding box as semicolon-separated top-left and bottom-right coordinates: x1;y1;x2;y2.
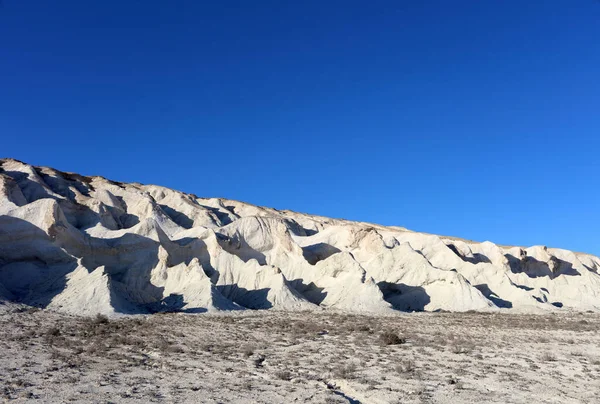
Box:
295;320;326;336
379;331;406;346
219;316;236;324
275;370;292;381
44;326;62;346
333;363;358;379
46;326;60;337
201;343;214;352
395;359;416;374
94;314;109;325
242;344;255;357
167;345;185;354
541;352;557;362
451;340;474;354
447;376;460;385
154;336;172;352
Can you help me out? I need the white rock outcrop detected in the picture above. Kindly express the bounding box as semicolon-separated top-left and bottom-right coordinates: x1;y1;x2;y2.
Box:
0;158;599;316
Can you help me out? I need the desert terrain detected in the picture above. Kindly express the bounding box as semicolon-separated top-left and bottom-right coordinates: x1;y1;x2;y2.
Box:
1;304;599;403
1;158;600;403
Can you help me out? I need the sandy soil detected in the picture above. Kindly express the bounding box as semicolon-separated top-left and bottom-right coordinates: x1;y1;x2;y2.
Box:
1;305;599;403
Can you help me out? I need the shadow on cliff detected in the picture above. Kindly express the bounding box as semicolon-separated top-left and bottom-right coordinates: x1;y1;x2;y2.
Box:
216;285;272;309
215;233;268;265
0;216;170;314
506;254;580;279
159;204;194;229
145;293;209;313
474;284;513;308
446;243;492;264
301;243;341;265
0;216;76;307
4;169;141;231
288;279;328;305
377;281;431;312
197;204;236;226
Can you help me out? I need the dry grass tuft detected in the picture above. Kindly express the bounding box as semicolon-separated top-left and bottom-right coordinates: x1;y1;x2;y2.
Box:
379;331;406;346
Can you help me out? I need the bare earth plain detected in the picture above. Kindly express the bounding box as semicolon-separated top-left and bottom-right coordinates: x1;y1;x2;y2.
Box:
1;305;599;404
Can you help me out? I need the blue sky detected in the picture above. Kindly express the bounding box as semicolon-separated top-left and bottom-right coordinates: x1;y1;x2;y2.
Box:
1;1;599;254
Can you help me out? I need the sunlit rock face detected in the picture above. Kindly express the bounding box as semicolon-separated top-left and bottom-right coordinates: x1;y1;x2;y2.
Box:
1;158;599;316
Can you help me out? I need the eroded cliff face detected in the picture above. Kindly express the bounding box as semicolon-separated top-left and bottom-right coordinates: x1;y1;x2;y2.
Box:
1;158;599;316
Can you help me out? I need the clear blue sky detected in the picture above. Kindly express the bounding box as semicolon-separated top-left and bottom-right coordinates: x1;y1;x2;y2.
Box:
1;1;599;254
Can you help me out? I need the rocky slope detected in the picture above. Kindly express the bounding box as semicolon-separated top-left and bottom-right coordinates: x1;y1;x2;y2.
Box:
1;158;599;315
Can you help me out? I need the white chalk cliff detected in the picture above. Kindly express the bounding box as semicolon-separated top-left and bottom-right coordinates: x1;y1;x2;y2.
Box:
1;158;599;316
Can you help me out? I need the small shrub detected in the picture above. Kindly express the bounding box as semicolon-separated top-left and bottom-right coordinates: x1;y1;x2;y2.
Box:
541;352;557;362
447;376;459;385
44;327;61;345
395;360;416;373
167;345;185;354
46;327;61;337
275;370;292;381
220;317;235;324
451;345;471;354
451;340;474;354
19;329;36;339
94;314;109;325
155;337;172;352
334;363;357;379
379;332;406;345
72;346;85;355
242;345;255;357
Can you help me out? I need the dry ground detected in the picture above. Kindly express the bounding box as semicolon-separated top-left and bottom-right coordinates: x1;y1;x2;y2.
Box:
1;304;599;403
